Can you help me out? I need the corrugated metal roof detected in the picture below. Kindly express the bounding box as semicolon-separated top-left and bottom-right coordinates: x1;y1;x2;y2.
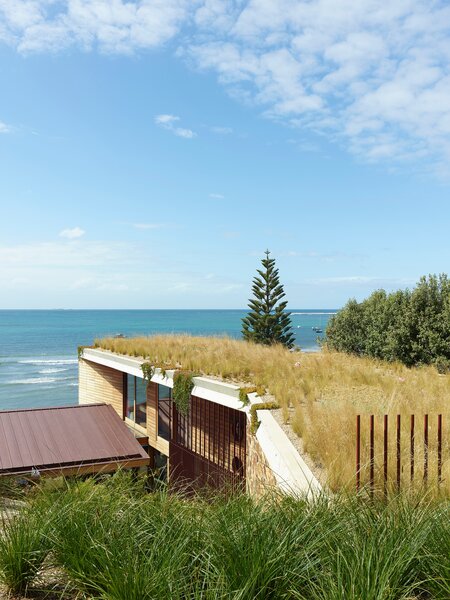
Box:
0;403;149;476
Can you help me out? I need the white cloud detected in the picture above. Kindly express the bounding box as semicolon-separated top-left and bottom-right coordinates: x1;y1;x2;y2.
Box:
154;113;196;138
173;126;196;138
155;114;179;126
59;226;85;239
306;276;416;287
3;1;450;172
133;222;164;230
185;0;450;174
209;192;224;199
0;241;133;268
210;126;232;134
0;121;11;133
0;0;191;54
0;238;246;307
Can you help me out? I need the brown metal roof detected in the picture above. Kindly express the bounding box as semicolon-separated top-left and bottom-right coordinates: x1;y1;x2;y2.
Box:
0;403;149;477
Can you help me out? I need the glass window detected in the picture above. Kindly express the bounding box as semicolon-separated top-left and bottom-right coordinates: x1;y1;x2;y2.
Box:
126;375;135;421
158;384;171;440
124;375;147;427
135;377;147;427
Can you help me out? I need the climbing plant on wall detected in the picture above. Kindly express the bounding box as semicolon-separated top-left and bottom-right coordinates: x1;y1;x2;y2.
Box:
172;371;196;416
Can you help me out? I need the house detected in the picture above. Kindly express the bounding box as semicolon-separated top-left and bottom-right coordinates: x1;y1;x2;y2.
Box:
79;347;321;497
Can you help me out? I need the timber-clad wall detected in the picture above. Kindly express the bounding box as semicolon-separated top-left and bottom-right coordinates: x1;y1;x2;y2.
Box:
147;382;157;445
78;356;280;496
79;359;124;418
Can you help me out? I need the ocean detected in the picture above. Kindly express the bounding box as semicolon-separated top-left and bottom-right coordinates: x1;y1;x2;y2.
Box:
0;309;336;410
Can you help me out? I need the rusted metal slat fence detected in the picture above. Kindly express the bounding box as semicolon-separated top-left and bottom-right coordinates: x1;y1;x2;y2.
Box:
356;414;444;495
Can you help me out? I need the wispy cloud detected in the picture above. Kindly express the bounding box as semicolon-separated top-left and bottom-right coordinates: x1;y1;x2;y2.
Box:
0;0;189;54
186;1;450;175
284;250;365;262
154;114;196;139
305;276;416;287
0;121;11;133
133;223;164;230
0;241;133;268
209;193;224;199
210;126;232;135
2;2;450;173
59;227;85;239
0;239;244;307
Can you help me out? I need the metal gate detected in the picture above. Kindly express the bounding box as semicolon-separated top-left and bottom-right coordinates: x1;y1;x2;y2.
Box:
169;395;246;491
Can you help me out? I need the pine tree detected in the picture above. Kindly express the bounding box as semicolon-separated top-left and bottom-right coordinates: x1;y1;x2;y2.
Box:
242;250;295;349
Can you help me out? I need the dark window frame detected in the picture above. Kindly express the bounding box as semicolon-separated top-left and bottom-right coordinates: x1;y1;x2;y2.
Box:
123;373;147;428
157;384;172;441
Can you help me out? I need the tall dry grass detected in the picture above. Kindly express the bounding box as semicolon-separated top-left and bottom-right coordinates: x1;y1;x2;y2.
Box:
95;336;450;493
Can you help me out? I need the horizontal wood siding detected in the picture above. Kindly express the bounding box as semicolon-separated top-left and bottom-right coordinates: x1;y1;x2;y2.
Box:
79;359;124;418
147;382;157;446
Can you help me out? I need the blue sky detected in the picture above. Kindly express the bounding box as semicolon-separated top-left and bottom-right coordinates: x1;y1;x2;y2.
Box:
1;1;450;309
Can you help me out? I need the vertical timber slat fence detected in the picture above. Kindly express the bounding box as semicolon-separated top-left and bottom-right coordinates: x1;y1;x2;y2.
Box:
169;395;247;493
356;414;445;495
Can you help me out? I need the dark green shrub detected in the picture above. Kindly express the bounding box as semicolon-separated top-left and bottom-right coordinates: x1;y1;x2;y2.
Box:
434;356;450;374
326;274;450;368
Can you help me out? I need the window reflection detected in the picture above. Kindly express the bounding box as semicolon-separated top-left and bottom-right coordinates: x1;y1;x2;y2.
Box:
125;375;147;428
136;377;147;427
127;376;135;421
158;384;171;441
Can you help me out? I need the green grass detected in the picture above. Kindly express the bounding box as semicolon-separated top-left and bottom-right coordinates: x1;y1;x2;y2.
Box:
0;499;54;595
0;472;448;599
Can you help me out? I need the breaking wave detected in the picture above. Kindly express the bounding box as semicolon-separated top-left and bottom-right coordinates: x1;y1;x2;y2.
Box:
18;359;77;365
7;377;59;385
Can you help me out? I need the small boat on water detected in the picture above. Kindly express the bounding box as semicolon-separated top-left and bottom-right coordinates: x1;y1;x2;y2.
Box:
114;333;126;338
312;327;323;333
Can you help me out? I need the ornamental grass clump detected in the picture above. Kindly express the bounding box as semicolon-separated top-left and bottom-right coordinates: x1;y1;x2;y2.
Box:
0;500;54;595
308;494;436;600
1;473;449;599
418;500;450;599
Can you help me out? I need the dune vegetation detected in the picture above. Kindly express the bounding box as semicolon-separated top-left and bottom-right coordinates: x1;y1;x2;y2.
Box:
326;274;450;370
0;473;449;599
95;335;450;493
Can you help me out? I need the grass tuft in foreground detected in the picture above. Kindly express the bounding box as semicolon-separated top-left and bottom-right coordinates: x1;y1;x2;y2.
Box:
0;472;449;599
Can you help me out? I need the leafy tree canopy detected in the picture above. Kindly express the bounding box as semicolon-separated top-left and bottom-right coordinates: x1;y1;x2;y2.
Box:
326;274;450;371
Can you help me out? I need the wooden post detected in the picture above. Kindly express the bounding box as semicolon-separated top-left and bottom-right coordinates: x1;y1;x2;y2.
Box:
356;415;361;492
437;414;442;485
424;414;429;484
383;414;388;498
370;415;375;498
396;415;401;491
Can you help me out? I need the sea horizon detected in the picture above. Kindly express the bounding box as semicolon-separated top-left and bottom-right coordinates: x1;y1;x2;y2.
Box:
0;309;336;411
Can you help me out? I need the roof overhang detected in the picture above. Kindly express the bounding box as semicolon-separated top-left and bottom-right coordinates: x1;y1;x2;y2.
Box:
81;347;244;410
0;403;150;478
